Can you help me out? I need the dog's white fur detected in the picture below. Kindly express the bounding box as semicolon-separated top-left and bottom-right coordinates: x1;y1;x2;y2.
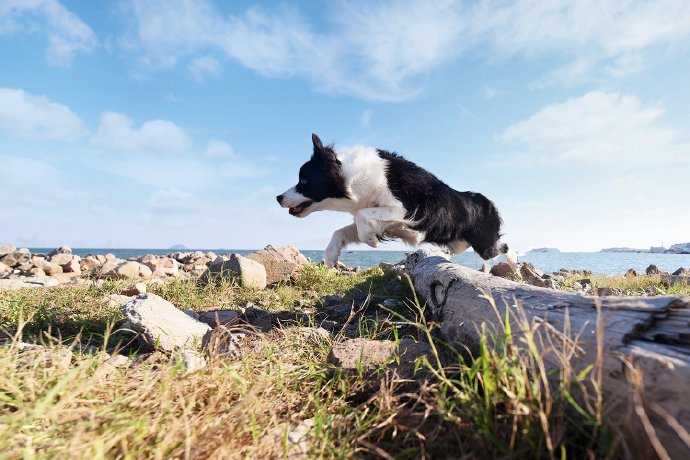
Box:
280;146;433;267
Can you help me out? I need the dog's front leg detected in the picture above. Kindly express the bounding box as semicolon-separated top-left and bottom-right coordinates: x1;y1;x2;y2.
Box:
354;215;381;248
324;223;359;268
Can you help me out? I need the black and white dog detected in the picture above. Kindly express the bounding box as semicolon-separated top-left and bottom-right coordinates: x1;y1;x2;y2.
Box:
277;134;517;269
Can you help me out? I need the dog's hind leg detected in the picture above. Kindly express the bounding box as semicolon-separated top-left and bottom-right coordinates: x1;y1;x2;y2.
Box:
355;206;409;248
324;223;359;268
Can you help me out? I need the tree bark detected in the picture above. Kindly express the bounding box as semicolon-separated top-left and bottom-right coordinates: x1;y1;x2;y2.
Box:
404;249;690;459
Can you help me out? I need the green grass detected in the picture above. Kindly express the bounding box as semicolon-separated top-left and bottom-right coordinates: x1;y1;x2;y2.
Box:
0;266;669;458
559;273;690;297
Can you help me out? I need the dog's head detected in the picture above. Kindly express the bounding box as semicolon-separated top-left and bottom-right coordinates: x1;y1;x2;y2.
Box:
277;134;349;217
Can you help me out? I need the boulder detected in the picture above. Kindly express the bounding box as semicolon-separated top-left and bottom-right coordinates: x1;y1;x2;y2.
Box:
0;261;10;274
0;243;16;257
519;262;545;284
143;257;179;277
625;268;638;277
139;264;153;279
116;261;143;280
197;310;241;327
245;245;309;285
96;254;107;263
62;258;81;274
201;254;267;288
672;267;689;277
645;264;661;276
328;338;432;369
180;349;207;373
80;255;101;271
49;253;73;266
0;251;30;268
42;262;63;276
121;294;212;351
490;262;518;279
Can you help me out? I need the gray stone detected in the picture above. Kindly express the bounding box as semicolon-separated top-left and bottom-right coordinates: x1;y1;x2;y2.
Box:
49;253;73;266
0;243;16;257
645;264;662;276
672;267;689;277
197;310;240;327
323;294;343;306
267;418;314;458
119;282;147;296
625;268;638;277
201;254;267;288
121;294;212;351
245;244;309;284
328;338;432;369
0;261;11;274
181;349;207;373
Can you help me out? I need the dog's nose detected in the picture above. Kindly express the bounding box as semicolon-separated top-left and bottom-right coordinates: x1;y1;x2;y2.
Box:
276;194;284;204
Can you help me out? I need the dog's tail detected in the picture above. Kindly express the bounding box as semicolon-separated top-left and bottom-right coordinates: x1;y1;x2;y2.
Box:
498;242;519;270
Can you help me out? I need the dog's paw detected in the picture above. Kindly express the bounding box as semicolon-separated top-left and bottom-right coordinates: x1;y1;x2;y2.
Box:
323;247;340;268
323;257;337;268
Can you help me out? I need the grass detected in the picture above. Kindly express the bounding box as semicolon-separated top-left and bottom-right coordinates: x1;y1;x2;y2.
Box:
559;273;690;297
0;266;683;458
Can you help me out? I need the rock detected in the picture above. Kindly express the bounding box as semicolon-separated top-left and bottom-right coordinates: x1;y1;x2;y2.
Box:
139;264;153;279
571;281;584;291
80;255;101;271
595;287;615;296
267;419;314;458
490;262;518;279
0;251;30;268
625;268;638;277
520;263;548;287
15;342;72;368
672;267;690;276
120;282;147;297
479;262;491;274
143;257;180;278
104;354;130;368
62;258;81;274
328;338;432;369
645;264;662;276
579;278;592;287
197;310;240;327
245;245;309;285
660;274;690;286
0;277;60;290
646;286;666;296
105;253;116;261
96;254;107;263
323;294;343;307
42;262;63;276
49;253;73;266
0;243;16;257
184;309;200;320
121;294;212;351
0;261;11;274
382;299;401;308
48;246;72;257
27;267;46;277
116;261;143;280
201;254;267;288
180;349;207;373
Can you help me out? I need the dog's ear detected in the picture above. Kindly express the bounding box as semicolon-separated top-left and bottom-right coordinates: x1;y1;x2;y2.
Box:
312;133;324;152
311;133;338;163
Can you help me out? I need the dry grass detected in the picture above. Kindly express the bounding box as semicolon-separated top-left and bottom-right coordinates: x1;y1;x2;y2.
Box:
0;265;671;458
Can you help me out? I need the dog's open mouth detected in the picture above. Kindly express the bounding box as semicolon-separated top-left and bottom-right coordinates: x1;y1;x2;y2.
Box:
288;200;313;216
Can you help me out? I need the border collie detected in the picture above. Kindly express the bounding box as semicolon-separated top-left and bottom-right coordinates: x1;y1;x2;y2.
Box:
277;134;517;269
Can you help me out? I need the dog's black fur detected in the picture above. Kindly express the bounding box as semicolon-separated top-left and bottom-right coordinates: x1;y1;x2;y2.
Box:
379;150;507;259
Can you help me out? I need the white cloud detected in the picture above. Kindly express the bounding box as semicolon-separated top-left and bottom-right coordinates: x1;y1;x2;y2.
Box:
360;109;373;127
92;111;192;154
0;87;84;140
205;139;234;158
500;91;690;165
118;0;690;100
189;56;220;81
0;0;97;66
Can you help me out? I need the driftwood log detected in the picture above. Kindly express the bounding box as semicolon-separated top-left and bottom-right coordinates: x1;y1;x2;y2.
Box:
405;249;690;459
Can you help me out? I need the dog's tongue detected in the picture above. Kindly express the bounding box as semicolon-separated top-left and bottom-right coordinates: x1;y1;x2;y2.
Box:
289;205;303;215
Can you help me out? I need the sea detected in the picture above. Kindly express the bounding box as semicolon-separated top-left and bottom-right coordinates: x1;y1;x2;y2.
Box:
28;248;690;276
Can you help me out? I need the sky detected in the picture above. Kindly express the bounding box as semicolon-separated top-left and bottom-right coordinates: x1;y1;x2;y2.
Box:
0;0;689;253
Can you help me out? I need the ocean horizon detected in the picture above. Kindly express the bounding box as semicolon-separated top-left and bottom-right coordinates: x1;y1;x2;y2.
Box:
27;247;690;276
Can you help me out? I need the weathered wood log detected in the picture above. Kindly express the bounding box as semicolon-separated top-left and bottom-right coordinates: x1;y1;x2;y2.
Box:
405;249;690;459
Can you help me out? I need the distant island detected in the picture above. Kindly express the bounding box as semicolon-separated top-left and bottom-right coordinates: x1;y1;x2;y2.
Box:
526;248;560;254
168;244;188;250
600;242;690;254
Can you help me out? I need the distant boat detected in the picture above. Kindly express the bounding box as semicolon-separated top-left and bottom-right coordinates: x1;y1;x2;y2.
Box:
526;247;560;254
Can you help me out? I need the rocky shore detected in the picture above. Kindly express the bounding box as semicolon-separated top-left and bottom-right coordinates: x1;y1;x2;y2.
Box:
1;242;688;294
0;243;313;290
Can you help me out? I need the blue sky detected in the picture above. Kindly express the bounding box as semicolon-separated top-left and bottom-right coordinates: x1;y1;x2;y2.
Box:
1;0;689;252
